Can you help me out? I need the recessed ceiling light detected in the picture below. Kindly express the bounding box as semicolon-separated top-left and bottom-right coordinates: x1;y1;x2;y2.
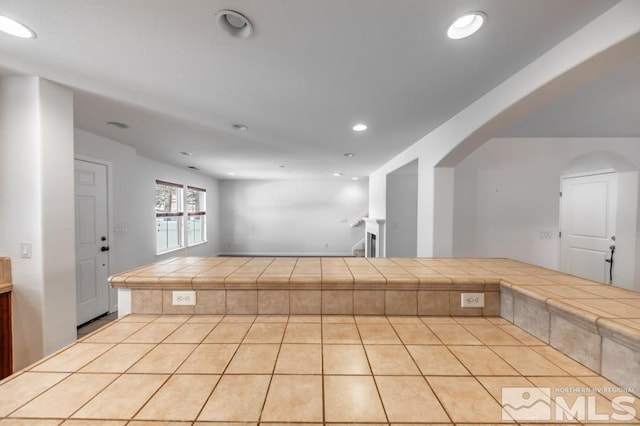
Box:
352;124;367;132
0;15;36;39
333;172;343;177
352;177;359;181
228;172;236;176
344;152;355;158
215;10;254;39
187;166;200;170
180;151;192;156
232;123;248;131
447;12;485;39
106;121;129;129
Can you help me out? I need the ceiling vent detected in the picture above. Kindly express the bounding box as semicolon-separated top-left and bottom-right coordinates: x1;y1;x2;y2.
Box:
215;10;253;39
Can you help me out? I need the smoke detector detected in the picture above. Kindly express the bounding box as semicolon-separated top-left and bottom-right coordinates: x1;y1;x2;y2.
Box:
232;123;248;131
215;10;253;39
107;121;129;129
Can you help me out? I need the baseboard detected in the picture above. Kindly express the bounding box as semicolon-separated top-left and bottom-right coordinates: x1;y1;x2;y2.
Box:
219;251;355;257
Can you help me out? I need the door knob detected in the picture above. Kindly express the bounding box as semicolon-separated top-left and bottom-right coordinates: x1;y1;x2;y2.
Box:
101;246;110;252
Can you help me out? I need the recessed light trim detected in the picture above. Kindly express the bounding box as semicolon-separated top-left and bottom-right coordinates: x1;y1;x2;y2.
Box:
180;151;192;156
333;172;343;177
228;172;236;176
0;15;36;39
352;177;359;181
352;123;367;132
232;123;248;131
447;12;485;39
106;121;129;129
344;152;355;158
215;10;254;39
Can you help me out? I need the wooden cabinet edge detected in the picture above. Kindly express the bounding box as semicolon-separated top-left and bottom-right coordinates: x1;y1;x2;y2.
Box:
0;291;12;380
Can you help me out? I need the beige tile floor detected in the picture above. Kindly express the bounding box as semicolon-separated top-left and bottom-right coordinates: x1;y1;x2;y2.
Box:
2;314;639;425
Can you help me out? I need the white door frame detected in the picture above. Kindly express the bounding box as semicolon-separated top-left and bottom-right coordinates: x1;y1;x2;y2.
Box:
75;155;116;313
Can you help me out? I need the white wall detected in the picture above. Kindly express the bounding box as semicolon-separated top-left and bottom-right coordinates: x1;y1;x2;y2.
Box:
0;77;76;369
135;156;220;264
453;137;640;291
75;129;221;271
220;179;368;255
386;160;418;257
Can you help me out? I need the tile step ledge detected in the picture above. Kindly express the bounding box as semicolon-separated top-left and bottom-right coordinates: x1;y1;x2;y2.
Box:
597;318;640;352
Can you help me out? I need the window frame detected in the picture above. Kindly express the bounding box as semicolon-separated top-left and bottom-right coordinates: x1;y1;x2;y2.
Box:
186;185;207;247
155;180;185;254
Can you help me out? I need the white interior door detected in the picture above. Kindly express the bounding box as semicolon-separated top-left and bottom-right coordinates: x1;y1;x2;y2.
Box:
75;160;110;325
560;172;617;284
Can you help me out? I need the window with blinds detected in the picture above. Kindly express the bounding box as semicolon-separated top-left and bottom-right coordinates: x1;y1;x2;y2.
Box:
155;180;184;253
187;186;206;245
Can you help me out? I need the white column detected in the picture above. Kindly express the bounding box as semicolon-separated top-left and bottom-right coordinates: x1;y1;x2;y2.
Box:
0;76;76;369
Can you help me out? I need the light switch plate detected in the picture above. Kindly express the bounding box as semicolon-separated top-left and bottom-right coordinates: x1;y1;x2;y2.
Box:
20;241;32;259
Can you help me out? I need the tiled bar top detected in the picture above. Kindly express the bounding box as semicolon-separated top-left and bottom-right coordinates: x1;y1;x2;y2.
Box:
109;256;640;329
109;256;512;290
2;314;639;425
109;256;640;317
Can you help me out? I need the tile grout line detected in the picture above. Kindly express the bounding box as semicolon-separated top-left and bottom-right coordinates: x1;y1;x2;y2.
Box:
428;318;524;422
320;313;325;425
353;316;390;425
192;314;255;423
90;314;199;422
8;316;151;420
125;316;208;421
256;315;289;424
398;317;458;424
392;316;455;425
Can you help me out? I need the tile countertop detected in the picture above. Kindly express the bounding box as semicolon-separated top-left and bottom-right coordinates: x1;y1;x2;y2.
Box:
109;257;640;319
109;256;511;289
1;314;639;424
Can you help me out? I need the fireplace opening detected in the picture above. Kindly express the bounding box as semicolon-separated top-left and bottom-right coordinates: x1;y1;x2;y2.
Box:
368;232;376;258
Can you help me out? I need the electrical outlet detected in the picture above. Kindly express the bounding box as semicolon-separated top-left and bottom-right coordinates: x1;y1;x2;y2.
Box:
172;291;196;306
461;292;485;308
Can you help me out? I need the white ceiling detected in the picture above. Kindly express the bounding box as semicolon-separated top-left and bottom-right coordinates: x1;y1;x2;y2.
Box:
500;55;640;138
0;0;628;179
